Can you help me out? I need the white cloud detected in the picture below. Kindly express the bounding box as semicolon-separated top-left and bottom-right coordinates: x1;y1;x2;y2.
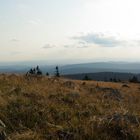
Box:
73;32;140;48
73;33;125;47
42;44;56;49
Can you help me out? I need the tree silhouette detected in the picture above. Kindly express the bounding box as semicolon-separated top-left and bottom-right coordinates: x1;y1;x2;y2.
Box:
129;76;139;83
46;72;49;76
110;78;113;82
26;66;42;76
83;75;91;80
113;77;117;82
37;70;42;75
29;68;34;74
36;66;42;75
55;66;60;77
36;66;39;71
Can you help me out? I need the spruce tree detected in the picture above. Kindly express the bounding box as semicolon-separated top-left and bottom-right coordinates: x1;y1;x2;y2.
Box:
55;66;60;77
83;75;91;80
36;66;42;75
46;72;49;76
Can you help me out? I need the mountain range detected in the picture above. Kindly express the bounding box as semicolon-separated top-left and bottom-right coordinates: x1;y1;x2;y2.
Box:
0;62;140;75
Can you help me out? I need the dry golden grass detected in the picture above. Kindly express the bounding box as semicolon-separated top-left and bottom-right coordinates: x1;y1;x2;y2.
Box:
0;74;140;140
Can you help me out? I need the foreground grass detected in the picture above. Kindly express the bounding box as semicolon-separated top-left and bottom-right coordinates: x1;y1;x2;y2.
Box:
0;74;140;140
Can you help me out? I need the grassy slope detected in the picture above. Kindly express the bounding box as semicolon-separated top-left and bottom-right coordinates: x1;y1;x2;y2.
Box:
0;74;140;140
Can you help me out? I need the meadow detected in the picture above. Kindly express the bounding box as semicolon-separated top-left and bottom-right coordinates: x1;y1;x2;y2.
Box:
0;74;140;140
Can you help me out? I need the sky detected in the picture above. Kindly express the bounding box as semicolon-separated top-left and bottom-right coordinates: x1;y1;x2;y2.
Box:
1;0;140;64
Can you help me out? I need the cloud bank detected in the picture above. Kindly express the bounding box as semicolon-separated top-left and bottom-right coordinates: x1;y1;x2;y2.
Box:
73;33;125;47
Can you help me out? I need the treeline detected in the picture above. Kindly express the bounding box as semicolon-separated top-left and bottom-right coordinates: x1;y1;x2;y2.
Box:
26;65;60;77
83;74;140;83
129;76;139;83
82;75;121;82
26;66;140;83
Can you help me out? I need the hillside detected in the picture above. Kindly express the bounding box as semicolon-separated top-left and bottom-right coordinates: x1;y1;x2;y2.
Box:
60;62;140;74
64;72;139;81
1;62;140;75
0;74;140;140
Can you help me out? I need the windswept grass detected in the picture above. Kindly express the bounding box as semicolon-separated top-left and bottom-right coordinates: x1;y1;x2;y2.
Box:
0;74;140;140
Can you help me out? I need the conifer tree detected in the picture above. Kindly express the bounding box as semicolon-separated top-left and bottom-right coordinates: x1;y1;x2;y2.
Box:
36;66;42;75
83;75;91;80
46;72;49;76
55;66;60;77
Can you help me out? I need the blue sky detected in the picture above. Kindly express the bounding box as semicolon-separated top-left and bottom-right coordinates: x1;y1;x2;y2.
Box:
1;0;140;63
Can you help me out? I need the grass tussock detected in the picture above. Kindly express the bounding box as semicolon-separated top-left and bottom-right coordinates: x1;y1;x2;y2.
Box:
0;74;140;140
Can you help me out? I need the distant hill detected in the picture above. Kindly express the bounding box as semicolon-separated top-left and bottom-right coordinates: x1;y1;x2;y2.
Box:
60;62;140;74
0;62;140;75
39;62;140;75
64;72;140;81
